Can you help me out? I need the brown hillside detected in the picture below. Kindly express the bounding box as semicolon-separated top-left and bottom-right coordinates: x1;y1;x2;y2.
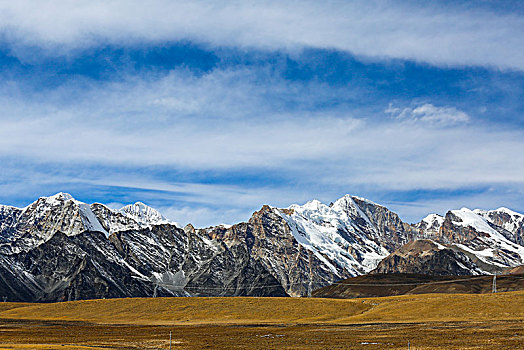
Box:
312;273;524;298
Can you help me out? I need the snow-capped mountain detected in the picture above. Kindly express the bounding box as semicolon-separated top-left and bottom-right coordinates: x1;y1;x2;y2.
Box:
0;192;109;253
0;192;523;301
0;193;194;301
0;193;292;300
474;207;524;245
0;193;174;253
120;202;173;226
278;195;417;276
416;207;524;273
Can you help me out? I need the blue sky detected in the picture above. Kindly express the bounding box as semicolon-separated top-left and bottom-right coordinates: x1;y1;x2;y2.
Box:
0;1;523;226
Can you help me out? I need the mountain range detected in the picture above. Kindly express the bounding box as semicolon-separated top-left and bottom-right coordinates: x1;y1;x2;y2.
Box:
0;192;523;301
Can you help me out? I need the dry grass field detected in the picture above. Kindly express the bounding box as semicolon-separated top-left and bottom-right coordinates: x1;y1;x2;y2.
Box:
0;292;523;349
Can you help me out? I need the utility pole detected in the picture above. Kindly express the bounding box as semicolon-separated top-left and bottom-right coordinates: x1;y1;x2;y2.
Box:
492;274;497;293
169;331;172;350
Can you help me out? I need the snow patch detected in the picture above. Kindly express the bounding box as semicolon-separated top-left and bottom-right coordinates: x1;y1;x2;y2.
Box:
422;213;444;227
78;204;110;238
44;192;75;205
432;240;447;250
451;208;503;238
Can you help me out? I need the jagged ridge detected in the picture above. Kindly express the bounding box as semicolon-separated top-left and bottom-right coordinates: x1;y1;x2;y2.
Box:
0;192;523;301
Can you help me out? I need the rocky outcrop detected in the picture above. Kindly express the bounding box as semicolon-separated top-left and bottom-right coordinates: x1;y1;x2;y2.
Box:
371;240;484;276
415;214;444;237
350;197;419;251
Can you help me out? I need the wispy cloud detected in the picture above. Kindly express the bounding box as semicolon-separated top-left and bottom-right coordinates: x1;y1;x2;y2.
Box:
1;1;523;69
0;67;365;168
386;103;470;127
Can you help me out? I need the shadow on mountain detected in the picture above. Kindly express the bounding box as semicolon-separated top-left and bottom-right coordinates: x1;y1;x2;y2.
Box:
312;272;524;298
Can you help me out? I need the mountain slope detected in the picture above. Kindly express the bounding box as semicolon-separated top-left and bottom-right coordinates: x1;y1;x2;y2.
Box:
416;208;524;273
475;207;524;245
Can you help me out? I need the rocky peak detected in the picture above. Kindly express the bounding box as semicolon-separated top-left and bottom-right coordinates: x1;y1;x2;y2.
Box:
25;193;107;237
46;192;75;202
280;194;415;275
120;201;169;225
350;195;418;249
416;213;444;236
426;208;524;270
183;223;196;234
372;239;485;276
474;207;524;245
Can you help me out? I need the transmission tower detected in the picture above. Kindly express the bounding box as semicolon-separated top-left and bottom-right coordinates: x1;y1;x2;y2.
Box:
492;274;497;293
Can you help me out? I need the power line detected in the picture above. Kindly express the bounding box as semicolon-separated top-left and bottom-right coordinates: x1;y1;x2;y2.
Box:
152;274;524;293
330;275;490;287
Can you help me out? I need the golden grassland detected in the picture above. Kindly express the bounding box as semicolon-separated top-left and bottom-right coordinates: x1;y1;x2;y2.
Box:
0;292;523;349
2;291;524;324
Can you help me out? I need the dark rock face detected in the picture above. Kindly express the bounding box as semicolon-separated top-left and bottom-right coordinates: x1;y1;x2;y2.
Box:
111;221;289;297
0;230;160;302
350;197;419;251
437;212;489;244
199;206;346;297
0;196;297;301
371;240;483;276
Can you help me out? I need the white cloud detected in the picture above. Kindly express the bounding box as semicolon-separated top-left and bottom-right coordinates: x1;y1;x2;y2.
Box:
0;64;523;226
0;67;364;168
0;67;522;183
160;206;246;228
0;1;523;69
386;103;470;126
